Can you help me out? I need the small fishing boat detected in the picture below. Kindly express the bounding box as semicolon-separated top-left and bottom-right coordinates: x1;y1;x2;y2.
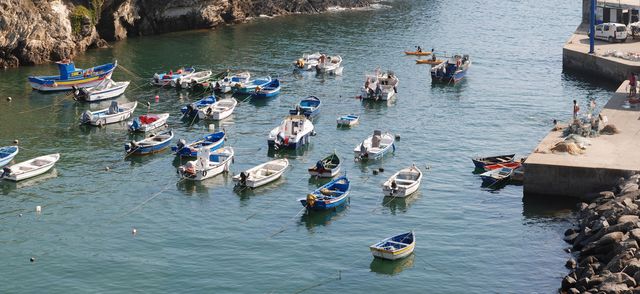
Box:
232;76;272;94
173;70;213;88
337;114;360;127
268;115;315;150
479;167;513;186
232;158;289;188
354;130;395;160
416;59;444;65
382;165;423;197
289;96;321;118
308;153;341;178
471;154;515;169
151;67;196;86
1;153;60;182
293;52;322;71
360;70;399;101
299;174;350;210
370;231;416;260
251;79;281;98
431;54;471;84
404;51;431;56
177;147;234;181
483;161;522;172
171;131;226;157
0;146;19;167
197;98;238;120
73;78;130;102
128;113;170;132
180;95;216;117
28;60;117;92
190;70;230;91
80;101;137;126
315;55;343;75
214;72;251;93
124;129;174;155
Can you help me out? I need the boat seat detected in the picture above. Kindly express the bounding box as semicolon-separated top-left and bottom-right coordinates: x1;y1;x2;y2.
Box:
393;179;415;185
387;240;409;246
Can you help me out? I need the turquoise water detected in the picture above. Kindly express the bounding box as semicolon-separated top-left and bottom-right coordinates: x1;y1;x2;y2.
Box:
0;0;619;292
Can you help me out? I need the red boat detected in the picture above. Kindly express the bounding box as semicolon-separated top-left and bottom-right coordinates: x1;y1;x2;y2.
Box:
483;161;522;171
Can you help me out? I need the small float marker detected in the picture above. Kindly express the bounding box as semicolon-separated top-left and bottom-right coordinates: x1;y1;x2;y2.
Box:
132;228;137;236
35;206;41;213
30;257;35;263
154;95;160;102
105;166;110;171
7;97;12;101
13;139;19;145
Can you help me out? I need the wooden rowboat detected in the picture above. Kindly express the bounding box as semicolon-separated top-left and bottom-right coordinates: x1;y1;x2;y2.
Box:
382;165;423;197
404;51;431;56
299;174;350;210
308;153;341;178
471;154;515;169
370;231;415;260
483;161;522;172
232;159;289;188
1;153;60;182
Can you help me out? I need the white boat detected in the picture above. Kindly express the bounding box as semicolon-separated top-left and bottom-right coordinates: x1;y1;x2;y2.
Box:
197;98;238;120
232;158;289;188
354;130;395;160
337;114;360;127
268;115;315;149
215;72;251;93
315;55;343;75
382;165;423;197
370;231;416;260
73;78;130;102
80;101;137;126
1;153;60;182
151;67;196;86
361;70;399;101
0;146;19;167
293;52;321;71
174;70;213;88
128;113;170;132
177;147;234;181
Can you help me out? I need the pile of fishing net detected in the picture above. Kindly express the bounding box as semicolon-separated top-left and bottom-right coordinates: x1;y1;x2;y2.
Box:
600;124;620;135
550;141;584;155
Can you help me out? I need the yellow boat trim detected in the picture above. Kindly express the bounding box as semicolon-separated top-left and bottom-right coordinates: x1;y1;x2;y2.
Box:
54;76;101;85
371;243;414;255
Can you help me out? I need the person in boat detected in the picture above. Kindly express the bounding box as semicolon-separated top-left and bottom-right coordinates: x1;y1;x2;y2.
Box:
417;46;422;53
431;53;437;62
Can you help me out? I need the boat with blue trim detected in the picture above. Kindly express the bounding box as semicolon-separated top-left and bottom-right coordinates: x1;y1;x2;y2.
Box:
299;174;350;210
181;95;216;117
28;60;117;92
251;79;281;98
430;54;470;84
308;152;341;178
479;167;513;186
370;231;415;260
0;146;19;167
171;131;226;157
354;130;395;161
73;78;130;102
267;115;314;150
337;114;360;127
128;113;170;133
124;130;174;155
232;76;272;94
289;96;321;118
151;67;196;86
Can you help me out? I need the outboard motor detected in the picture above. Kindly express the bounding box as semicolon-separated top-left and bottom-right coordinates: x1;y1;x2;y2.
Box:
108;101;119;114
176;139;186;152
129;117;141;132
239;172;247;186
1;167;11;178
81;110;93;124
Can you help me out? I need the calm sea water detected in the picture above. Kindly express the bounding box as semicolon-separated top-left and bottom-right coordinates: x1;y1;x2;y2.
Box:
0;0;619;292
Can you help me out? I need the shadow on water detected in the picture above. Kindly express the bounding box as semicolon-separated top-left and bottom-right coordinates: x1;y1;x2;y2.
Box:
382;192;421;214
267;145;312;159
522;193;578;220
307;176;333;187
0;169;59;195
299;201;349;231
124;149;171;165
176;179;210;196
369;254;415;276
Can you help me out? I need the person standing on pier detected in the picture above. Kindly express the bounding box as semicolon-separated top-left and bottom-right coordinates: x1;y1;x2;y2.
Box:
573;100;580;121
629;73;637;98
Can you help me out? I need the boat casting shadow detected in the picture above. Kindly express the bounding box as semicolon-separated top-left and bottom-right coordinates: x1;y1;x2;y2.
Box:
369;253;415;276
299;201;349;231
382;191;421;215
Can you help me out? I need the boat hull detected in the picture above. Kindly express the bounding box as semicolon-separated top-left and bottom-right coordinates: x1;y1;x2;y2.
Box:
0;146;19;167
370;243;415;260
383;180;420;197
267;133;311;149
2;154;60;182
178;154;233;181
300;192;349;210
369;232;416;261
233;159;289;188
30;72;114;92
85;108;136;126
81;82;129;102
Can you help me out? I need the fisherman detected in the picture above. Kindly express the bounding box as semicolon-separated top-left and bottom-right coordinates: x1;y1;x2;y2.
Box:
417;46;422;53
629;73;637;97
573;100;580;121
431;53;437;62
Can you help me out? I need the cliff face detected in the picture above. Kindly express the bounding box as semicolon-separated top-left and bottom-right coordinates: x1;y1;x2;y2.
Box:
0;0;369;68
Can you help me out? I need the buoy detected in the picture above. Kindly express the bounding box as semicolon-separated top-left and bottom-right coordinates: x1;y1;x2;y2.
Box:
208;124;215;131
13;139;19;145
35;206;41;213
105;166;110;171
154;95;160;102
7;97;12;101
18;213;22;217
132;228;137;236
395;134;401;140
146;101;151;108
378;167;385;173
373;170;379;175
30;257;35;263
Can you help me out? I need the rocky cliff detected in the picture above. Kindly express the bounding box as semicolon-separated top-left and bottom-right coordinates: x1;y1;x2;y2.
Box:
0;0;370;68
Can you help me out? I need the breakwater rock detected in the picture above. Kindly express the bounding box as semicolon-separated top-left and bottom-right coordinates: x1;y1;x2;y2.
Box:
0;0;370;68
561;175;640;293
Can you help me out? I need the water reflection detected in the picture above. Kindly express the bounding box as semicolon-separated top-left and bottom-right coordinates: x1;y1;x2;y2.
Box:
299;200;349;231
522;193;577;220
0;169;59;195
369;253;415;276
176;179;210;196
382;192;421;214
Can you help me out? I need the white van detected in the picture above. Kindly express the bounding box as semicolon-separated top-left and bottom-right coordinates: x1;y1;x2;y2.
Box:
594;23;628;42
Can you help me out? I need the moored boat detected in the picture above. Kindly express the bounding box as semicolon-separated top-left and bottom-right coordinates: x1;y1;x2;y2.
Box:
289;96;321;118
73;78;130;102
431;54;471;83
177;147;234;181
308;153;341;178
293;52;322;71
197;98;238;120
152;67;196;86
471;154;515;169
232;158;289;188
382;165;423;197
268;115;315;150
0;146;19;167
315;55;343;75
214;72;250;93
174;70;213;88
172;132;226;157
181;95;216;117
1;153;60;182
337;114;360;127
479;167;513;186
370;231;416;260
128;113;170;132
251;79;281;98
404;50;431;56
482;161;522;172
299;174;350;210
79;101;137;126
354;130;395;160
124;129;174;155
232;76;272;94
360;70;399;101
28;60;117;92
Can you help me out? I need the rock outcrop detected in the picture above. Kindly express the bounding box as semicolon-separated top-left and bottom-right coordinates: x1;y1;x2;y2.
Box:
0;0;370;68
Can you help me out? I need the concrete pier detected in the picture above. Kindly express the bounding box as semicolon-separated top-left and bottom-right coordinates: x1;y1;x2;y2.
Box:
524;81;640;198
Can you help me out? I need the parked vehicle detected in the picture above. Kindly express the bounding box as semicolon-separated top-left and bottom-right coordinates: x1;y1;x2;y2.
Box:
593;23;628;42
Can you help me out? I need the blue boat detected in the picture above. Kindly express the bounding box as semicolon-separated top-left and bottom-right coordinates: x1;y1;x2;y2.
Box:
28;60;117;92
251;79;281;98
124;130;174;155
232;76;272;94
430;54;471;84
479;167;513;186
299;175;350;211
171;131;226;157
471;154;515;170
0;146;19;167
289;96;321;118
180;95;216;117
